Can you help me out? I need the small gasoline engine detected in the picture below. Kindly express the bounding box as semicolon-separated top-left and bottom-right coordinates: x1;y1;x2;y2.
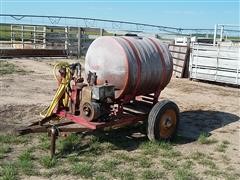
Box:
48;62;117;122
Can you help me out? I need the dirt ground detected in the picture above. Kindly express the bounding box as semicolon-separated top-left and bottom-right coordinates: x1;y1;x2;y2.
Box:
0;58;239;180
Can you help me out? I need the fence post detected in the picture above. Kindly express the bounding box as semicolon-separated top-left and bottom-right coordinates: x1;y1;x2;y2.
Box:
77;27;82;59
100;28;103;36
43;26;46;49
213;24;218;46
65;27;68;50
33;26;36;49
21;25;24;49
10;25;13;48
220;26;224;42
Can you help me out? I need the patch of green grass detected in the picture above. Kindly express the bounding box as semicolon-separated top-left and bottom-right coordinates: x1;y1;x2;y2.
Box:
141;169;164;179
76;134;118;157
17;149;36;175
161;159;177;170
139;141;180;161
0;145;11;159
78;155;95;165
139;141;160;154
41;171;56;178
0;163;18;180
67;154;80;163
40;156;57;168
222;140;230;145
38;134;50;150
199;158;217;169
190;151;217;170
190;151;207;160
159;141;173;150
0;25;11;41
223;172;240;180
174;167;197;180
100;142;118;152
18;149;33;161
112;169;135;180
0;134;28;144
216;141;229;153
182;160;194;169
17;158;35;176
98;159;121;172
71;162;93;178
58;133;81;155
52;167;71;176
198;132;218;144
0;61;29;75
136;156;151;168
95;174;109;180
161;149;182;158
225;166;234;171
204;169;223;177
139;141;172;155
114;152;136;162
87;137;103;155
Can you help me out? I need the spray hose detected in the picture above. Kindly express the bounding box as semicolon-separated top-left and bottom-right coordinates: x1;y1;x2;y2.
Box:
40;62;71;118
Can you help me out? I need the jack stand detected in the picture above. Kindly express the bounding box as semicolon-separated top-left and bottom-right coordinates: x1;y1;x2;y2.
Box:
50;126;58;158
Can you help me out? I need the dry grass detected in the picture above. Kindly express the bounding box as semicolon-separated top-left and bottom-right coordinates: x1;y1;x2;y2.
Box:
1;59;239;180
0;61;32;75
197;132;218;145
0;129;238;180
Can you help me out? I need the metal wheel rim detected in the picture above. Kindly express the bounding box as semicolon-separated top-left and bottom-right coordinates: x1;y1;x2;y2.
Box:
82;103;93;119
159;109;177;139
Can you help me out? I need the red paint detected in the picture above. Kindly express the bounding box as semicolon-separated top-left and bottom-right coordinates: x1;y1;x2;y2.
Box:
148;38;167;91
122;37;141;99
56;111;98;129
56;110;146;130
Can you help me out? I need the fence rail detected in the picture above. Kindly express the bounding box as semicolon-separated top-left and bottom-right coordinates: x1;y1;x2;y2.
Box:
0;23;106;57
189;43;240;85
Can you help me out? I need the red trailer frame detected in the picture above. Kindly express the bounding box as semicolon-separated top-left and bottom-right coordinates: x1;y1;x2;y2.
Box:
16;96;156;157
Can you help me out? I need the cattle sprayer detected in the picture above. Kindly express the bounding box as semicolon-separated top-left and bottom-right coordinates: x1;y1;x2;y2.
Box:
17;36;180;157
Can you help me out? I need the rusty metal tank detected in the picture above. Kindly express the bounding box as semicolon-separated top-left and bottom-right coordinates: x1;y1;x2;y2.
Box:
85;36;173;100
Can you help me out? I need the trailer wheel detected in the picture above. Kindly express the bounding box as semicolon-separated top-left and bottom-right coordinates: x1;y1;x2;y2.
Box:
147;100;179;141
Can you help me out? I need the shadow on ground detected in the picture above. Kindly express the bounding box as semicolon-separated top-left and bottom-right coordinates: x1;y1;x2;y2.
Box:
58;110;239;156
178;110;239;140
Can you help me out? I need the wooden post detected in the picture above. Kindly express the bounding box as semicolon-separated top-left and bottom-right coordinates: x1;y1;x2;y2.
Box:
77;27;82;59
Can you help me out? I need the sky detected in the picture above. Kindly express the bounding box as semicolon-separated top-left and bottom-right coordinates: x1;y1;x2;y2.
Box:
0;0;239;29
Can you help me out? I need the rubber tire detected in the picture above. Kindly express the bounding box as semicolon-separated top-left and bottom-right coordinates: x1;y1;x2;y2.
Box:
147;100;179;141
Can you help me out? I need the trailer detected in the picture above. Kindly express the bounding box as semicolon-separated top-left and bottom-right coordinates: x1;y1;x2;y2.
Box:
16;36;180;157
